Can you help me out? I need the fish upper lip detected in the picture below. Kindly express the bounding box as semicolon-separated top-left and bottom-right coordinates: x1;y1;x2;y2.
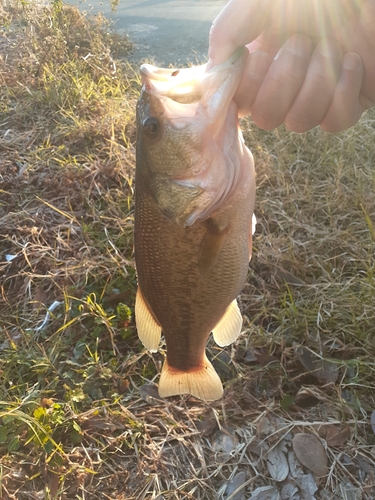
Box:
139;50;246;105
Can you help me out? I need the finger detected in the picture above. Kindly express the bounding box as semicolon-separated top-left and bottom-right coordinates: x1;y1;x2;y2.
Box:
285;38;343;133
267;0;360;39
234;50;272;117
249;35;313;130
340;0;375;103
208;0;271;68
320;53;364;132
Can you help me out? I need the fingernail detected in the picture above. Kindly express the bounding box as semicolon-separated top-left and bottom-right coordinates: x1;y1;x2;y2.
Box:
343;52;362;71
285;35;312;57
274;35;312;60
247;50;270;79
317;39;342;58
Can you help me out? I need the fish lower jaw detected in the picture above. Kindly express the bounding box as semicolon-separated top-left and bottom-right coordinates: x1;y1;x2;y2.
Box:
158;356;223;401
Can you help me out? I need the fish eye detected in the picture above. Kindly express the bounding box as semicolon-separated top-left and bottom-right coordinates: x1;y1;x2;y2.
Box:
143;117;160;138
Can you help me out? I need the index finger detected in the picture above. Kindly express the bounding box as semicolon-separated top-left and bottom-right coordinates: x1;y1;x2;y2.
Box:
208;0;271;68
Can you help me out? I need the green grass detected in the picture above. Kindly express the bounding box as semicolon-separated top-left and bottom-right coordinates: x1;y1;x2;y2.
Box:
1;1;375;498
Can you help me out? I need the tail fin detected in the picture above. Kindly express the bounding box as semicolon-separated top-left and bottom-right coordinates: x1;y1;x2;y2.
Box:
158;356;223;401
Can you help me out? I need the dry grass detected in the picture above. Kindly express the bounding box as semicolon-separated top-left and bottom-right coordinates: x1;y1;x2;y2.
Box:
0;1;375;499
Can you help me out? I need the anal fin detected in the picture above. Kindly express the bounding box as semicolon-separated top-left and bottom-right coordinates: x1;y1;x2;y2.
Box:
135;287;162;352
212;299;242;347
158;355;223;401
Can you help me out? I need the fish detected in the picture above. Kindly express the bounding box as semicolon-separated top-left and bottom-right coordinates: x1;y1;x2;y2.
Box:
134;48;256;401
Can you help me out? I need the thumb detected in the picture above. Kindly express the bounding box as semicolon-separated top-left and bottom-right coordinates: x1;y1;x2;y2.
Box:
207;0;270;69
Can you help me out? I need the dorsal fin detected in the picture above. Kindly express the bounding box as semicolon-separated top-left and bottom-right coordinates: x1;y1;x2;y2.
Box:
212;299;243;347
135;287;162;352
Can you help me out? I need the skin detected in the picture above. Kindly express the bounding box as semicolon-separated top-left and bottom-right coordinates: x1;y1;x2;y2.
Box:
208;0;375;132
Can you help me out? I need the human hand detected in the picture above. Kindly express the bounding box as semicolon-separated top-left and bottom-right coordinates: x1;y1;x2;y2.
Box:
208;0;375;132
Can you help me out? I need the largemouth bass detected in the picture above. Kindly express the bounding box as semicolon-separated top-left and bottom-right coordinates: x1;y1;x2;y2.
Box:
134;49;256;401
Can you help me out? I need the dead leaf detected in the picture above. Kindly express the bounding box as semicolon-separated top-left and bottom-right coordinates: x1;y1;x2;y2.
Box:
296;473;318;500
267;443;289;482
195;415;217;437
140;383;163;404
281;482;300;500
246;441;265;457
293;345;339;384
288;450;304;478
41;398;54;408
81;416;123;431
255;350;279;366
274;266;305;286
250;486;281;500
243;349;258;363
32;287;48;310
258;415;287;437
292;433;327;477
212;427;238;462
224;471;247;500
117;378;130;393
325;425;350;447
354;455;375;474
48;473;60;498
103;291;131;306
294;345;315;371
371;410;375;435
315;360;339;384
338;479;362;500
294;389;320;409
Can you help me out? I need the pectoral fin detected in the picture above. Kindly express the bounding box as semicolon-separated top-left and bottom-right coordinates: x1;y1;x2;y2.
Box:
199;219;228;277
249;213;257;261
212;299;243;347
135;287;162;352
158;355;223;401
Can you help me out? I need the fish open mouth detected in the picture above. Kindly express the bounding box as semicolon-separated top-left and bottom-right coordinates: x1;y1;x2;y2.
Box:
140;63;205;104
140;48;245;105
138;48;248;226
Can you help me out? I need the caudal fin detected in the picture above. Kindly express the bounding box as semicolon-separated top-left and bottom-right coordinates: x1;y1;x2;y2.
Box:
158;356;223;401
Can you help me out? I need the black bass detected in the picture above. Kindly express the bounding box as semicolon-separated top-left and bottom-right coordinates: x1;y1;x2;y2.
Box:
134;49;256;401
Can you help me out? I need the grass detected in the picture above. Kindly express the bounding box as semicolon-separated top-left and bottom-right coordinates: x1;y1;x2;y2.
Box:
0;1;375;498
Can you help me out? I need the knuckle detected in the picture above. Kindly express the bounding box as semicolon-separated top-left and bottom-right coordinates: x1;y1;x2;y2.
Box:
251;107;283;130
285;110;318;133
